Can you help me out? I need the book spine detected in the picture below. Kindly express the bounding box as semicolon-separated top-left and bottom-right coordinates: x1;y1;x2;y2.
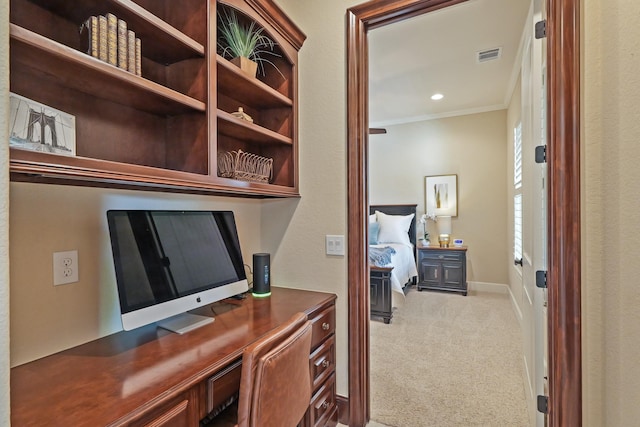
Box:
98;15;108;62
79;16;99;58
106;13;118;66
127;30;136;73
117;19;127;69
135;38;142;76
90;16;99;58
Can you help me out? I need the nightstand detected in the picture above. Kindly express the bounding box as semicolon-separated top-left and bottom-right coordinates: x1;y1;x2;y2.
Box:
417;245;468;295
370;266;393;324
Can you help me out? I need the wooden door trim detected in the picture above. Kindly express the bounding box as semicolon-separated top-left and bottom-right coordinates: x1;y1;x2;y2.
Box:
345;0;581;425
546;0;581;425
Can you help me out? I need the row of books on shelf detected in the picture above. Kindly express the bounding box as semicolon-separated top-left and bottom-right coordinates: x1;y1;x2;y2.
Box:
80;13;142;76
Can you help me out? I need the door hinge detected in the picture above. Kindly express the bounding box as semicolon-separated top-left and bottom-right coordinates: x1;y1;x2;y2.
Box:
537;395;549;414
535;20;547;39
535;145;547;163
536;270;547;288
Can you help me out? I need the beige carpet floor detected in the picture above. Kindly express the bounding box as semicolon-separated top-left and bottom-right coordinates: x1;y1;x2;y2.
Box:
370;288;530;427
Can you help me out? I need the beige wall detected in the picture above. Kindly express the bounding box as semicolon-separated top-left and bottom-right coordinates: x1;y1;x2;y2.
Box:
583;0;640;424
1;0;9;424
9;183;265;365
369;111;509;285
263;0;361;397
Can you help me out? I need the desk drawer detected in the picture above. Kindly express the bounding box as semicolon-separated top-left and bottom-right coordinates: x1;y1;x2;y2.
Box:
307;373;337;427
309;334;335;391
205;359;242;415
309;305;335;350
131;389;198;427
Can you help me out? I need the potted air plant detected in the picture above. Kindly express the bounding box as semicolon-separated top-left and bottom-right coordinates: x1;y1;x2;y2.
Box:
217;8;282;78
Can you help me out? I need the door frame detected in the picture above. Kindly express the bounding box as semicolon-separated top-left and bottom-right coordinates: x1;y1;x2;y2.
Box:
345;0;581;426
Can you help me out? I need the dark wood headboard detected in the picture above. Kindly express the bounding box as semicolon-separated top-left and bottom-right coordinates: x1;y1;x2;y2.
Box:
369;204;418;259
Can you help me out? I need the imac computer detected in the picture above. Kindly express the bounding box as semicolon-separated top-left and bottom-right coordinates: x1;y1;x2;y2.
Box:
106;210;249;334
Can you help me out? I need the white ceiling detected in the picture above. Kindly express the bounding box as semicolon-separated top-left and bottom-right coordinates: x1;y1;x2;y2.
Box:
368;0;531;127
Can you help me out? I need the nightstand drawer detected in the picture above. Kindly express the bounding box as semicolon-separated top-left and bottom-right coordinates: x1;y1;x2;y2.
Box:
419;250;463;262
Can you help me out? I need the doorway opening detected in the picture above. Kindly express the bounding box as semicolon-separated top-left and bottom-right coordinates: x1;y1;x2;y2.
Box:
345;1;581;426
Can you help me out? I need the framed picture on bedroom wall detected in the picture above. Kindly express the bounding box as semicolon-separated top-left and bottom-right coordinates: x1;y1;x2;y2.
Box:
425;174;458;217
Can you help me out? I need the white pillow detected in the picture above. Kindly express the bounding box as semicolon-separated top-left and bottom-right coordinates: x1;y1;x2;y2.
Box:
375;211;414;245
369;214;377;224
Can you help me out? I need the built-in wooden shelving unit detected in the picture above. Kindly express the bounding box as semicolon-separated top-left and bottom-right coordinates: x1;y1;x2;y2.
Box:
9;0;305;197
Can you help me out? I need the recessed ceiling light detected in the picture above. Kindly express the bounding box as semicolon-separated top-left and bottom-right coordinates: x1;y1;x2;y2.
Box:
431;93;444;101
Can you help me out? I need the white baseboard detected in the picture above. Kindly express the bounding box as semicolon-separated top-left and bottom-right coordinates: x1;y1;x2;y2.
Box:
508;286;524;324
522;353;537;424
469;281;524;323
468;281;509;294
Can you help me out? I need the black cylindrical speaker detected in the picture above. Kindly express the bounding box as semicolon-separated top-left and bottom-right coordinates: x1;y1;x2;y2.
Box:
252;253;271;296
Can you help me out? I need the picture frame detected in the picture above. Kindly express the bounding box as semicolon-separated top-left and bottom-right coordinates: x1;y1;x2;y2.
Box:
9;92;76;156
425;174;458;217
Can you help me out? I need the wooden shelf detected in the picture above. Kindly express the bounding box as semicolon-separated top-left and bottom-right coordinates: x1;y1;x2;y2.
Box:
217;110;292;145
25;0;204;64
10;24;206;115
216;55;292;108
9;0;305;197
10;149;301;197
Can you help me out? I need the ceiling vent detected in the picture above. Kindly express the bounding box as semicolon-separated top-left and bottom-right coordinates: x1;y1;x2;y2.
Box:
477;47;502;63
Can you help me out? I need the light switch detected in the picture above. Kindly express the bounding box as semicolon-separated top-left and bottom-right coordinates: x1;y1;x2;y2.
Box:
326;235;345;256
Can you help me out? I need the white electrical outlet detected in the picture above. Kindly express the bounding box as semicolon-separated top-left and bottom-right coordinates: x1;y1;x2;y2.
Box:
53;250;79;286
325;235;345;256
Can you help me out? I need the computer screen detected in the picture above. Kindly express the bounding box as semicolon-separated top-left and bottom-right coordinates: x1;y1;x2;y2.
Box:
107;210;248;333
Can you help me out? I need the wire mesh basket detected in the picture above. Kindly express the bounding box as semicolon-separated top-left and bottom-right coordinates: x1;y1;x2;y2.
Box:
218;149;273;183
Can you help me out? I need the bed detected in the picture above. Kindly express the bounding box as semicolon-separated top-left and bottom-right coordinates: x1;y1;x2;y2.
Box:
369;204;419;323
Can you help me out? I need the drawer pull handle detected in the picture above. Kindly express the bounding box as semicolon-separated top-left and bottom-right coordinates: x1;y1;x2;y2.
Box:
322;322;330;331
322;360;330;368
321;401;329;409
439;255;444;259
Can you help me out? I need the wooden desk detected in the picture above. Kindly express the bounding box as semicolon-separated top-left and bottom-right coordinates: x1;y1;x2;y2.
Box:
11;287;337;427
